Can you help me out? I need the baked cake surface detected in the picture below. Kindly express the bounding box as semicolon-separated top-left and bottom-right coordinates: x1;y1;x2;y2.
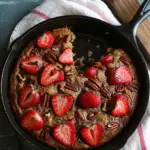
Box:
10;27;139;149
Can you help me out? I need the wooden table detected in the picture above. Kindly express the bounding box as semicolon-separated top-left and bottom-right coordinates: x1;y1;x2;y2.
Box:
106;0;150;54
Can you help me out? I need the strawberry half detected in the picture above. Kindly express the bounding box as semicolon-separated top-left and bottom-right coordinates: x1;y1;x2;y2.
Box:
80;123;104;147
21;109;43;131
59;48;74;65
53;122;76;146
40;64;64;86
111;93;129;117
79;92;101;108
52;94;73;117
21;55;43;74
19;85;40;109
37;32;55;49
83;67;96;78
107;66;132;85
101;53;113;65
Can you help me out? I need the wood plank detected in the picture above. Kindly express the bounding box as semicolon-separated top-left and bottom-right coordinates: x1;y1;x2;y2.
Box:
106;0;150;53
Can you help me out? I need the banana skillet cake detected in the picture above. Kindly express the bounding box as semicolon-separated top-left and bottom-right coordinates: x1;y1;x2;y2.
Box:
10;27;139;149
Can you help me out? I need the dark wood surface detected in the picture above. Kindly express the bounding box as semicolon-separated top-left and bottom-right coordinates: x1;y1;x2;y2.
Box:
106;0;150;54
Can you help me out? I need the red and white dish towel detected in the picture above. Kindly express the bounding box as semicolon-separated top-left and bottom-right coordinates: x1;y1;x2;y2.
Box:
10;0;150;150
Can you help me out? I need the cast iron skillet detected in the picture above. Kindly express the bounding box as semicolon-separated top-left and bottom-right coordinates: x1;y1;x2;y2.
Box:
1;0;150;150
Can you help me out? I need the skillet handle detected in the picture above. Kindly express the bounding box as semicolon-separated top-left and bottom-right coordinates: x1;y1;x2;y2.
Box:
119;0;150;63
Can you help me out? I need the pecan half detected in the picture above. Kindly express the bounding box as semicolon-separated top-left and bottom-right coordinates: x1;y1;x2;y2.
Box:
40;93;51;107
120;56;131;65
127;82;138;92
106;122;119;130
115;85;125;92
65;81;79;92
100;86;111;99
40;126;51;140
85;78;101;91
54;36;64;45
93;62;106;71
44;47;60;63
75;109;88;122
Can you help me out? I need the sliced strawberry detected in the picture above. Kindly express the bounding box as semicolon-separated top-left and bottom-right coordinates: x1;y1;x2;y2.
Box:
80;123;104;146
19;85;40;109
21;109;43;131
53;122;76;146
40;64;64;86
59;48;74;65
21;55;43;74
83;67;96;78
79;92;101;108
52;94;73;117
101;53;113;65
37;32;55;49
111;93;129;117
107;66;132;85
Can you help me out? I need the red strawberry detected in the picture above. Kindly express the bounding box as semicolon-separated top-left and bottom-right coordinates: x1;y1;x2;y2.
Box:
107;66;132;85
79;92;101;108
21;55;43;74
40;64;64;86
52;94;73;116
21;109;43;130
19;85;40;109
53;122;76;146
59;48;74;65
37;32;55;48
83;67;96;78
111;94;129;117
101;53;113;65
80;123;104;147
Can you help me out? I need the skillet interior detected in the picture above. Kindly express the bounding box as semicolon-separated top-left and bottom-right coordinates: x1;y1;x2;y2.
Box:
1;16;149;150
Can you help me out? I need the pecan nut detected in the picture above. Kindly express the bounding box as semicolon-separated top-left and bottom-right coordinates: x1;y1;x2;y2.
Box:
100;86;111;99
54;36;64;45
120;56;131;65
106;122;119;130
85;78;101;91
127;82;138;92
115;85;125;92
44;47;60;64
40;93;51;107
75;109;88;122
40;126;51;140
64;81;79;92
93;62;106;71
